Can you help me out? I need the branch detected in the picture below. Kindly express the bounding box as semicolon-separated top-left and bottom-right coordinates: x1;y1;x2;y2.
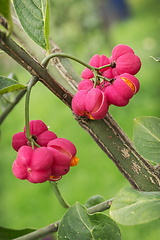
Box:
50;39;80;91
12;15;80;93
0;89;26;125
0;31;73;108
87;197;113;214
14;221;60;240
14;198;113;240
74;113;160;191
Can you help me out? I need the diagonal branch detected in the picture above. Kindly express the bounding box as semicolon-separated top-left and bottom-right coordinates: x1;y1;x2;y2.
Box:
74;113;160;191
0;31;73;108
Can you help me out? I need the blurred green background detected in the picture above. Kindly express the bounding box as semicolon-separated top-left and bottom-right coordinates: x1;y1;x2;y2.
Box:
0;0;160;239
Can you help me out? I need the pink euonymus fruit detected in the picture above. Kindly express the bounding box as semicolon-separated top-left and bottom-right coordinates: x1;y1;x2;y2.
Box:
103;44;141;78
72;88;109;120
81;44;141;80
12;120;79;183
72;90;88;117
12;120;57;151
47;138;79;180
12;146;53;183
85;88;109;120
81;54;110;79
105;73;140;107
78;79;94;91
72;44;141;120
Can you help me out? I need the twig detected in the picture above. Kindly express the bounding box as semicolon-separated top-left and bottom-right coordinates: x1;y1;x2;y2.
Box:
0;89;26;125
14;198;113;240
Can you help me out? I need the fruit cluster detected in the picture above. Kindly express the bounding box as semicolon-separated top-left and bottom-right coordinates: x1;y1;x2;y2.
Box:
72;44;141;120
12;120;79;183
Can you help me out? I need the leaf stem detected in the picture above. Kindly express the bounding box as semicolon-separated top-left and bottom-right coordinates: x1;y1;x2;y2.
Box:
96;74;113;82
98;64;111;70
50;181;70;209
41;53;111;72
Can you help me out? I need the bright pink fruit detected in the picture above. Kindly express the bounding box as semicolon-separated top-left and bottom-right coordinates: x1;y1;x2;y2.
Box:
112;52;141;76
47;138;78;177
81;45;141;80
105;44;141;78
12;132;27;152
111;44;134;60
24;119;48;136
81;54;110;79
78;79;94;91
85;88;109;120
36;131;57;147
12;120;57;151
72;88;109;120
12;146;53;183
99;44;141;79
71;90;88;117
99;54;110;73
78;79;102;92
48;138;77;157
105;73;140;107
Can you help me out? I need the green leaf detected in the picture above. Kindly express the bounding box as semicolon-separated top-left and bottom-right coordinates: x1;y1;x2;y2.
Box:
133;116;160;164
0;0;13;36
0;73;19;110
150;56;160;62
44;0;50;54
13;0;50;51
0;76;27;95
0;226;35;239
58;202;121;240
110;187;160;226
84;195;106;208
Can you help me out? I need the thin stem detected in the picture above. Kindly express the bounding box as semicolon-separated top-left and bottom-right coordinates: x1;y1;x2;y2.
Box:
93;72;99;88
96;74;113;82
0;89;27;125
41;52;96;71
25;76;38;140
41;53;111;74
50;181;70;209
98;64;111;70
